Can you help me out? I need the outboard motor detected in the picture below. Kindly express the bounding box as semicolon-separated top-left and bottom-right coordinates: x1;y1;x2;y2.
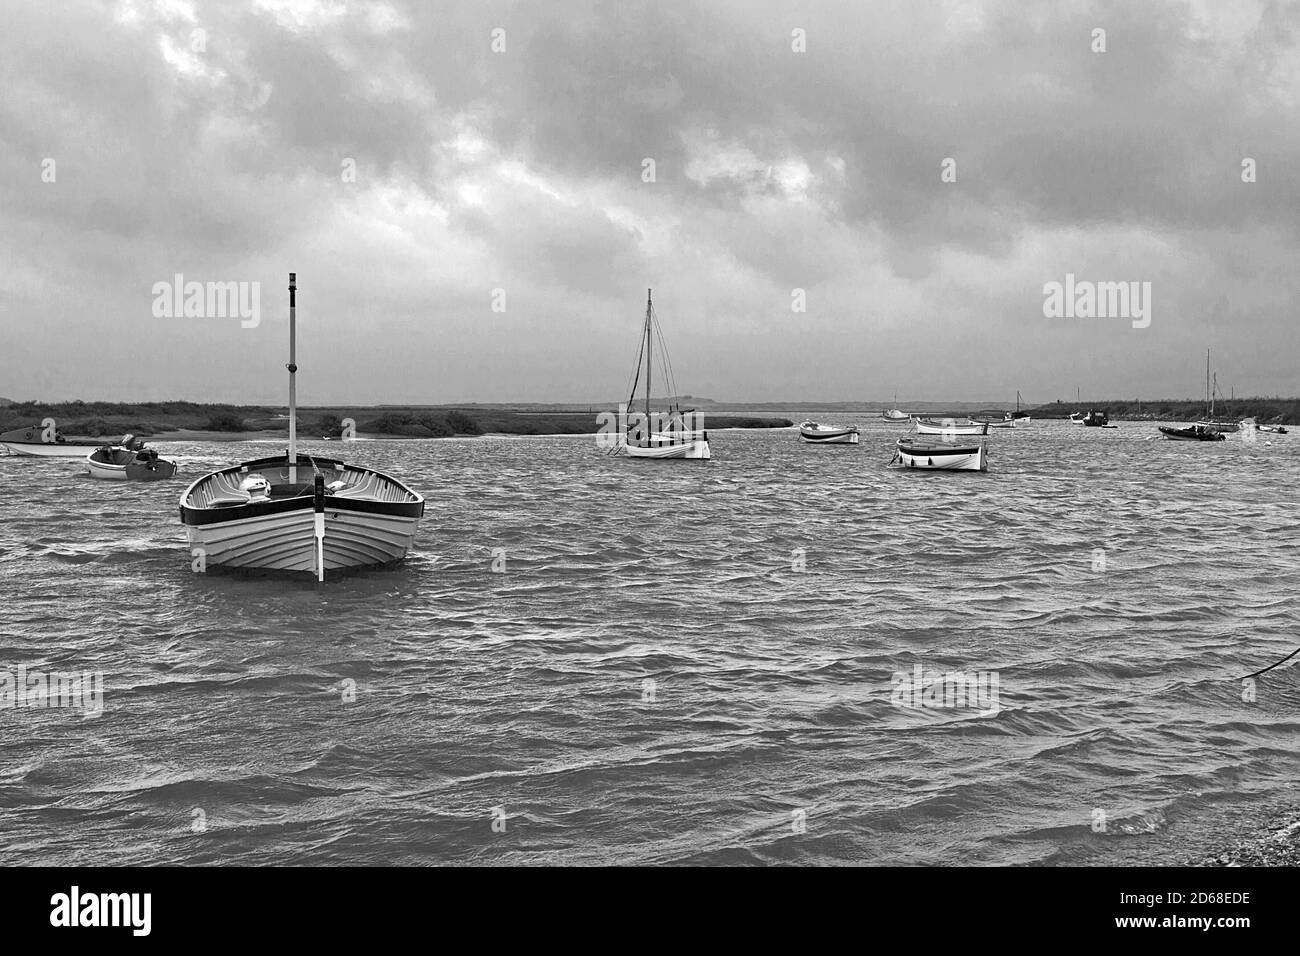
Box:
240;474;271;500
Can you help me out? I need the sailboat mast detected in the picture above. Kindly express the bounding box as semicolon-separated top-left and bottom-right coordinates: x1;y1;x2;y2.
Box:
644;288;652;424
288;272;298;481
1205;349;1210;417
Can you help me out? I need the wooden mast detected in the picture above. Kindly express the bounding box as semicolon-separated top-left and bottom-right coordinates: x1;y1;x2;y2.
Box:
644;289;652;433
1205;348;1210;417
288;272;298;483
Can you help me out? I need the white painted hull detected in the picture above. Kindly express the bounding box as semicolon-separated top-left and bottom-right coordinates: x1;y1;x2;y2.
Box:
625;439;711;459
896;443;987;471
180;454;425;577
914;419;989;436
85;458;128;480
2;440;103;458
184;506;421;573
799;422;859;443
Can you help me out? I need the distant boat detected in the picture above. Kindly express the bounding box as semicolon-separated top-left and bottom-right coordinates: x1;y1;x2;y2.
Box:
1080;410;1110;427
618;289;710;459
1194;350;1240;433
914;418;989;436
799;421;859;444
1159;424;1225;441
1010;391;1031;422
0;422;103;457
893;438;987;472
179;274;426;582
970;410;1013;426
85;436;177;481
881;394;909;422
1258;424;1288;434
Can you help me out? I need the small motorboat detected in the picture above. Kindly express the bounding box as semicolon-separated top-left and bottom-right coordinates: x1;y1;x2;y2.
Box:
1159;424;1225;441
893;438;987;472
0;421;103;457
1080;409;1110;427
1068;412;1085;425
799;421;859;444
86;436;178;481
914;417;989;436
1258;424;1288;434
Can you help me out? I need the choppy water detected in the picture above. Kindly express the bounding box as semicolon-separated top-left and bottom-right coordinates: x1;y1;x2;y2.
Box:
1;421;1298;865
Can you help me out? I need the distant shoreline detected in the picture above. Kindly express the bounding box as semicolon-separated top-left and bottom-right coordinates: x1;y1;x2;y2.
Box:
0;402;793;441
3;396;1295;439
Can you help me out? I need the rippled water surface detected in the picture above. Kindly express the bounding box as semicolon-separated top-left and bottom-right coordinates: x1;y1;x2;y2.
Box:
2;421;1298;865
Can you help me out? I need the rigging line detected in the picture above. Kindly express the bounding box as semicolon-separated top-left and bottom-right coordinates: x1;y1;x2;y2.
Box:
649;302;681;411
1243;646;1300;680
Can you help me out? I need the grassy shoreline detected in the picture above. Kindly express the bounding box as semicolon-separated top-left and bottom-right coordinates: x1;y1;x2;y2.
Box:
0;401;792;440
1025;399;1299;424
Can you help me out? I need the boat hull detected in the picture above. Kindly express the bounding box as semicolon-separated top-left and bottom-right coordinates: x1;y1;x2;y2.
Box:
183;504;422;573
896;441;987;471
86;447;178;480
179;456;425;575
800;431;859;444
1159;425;1224;441
914;419;989;436
2;439;103;457
799;422;859;444
625;438;711;459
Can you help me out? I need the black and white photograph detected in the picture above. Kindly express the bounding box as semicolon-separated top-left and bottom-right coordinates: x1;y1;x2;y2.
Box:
0;0;1295;932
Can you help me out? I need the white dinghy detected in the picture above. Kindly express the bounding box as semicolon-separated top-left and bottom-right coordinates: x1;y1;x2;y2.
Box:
913;417;990;436
799;421;860;444
0;421;103;457
179;274;425;581
618;289;710;460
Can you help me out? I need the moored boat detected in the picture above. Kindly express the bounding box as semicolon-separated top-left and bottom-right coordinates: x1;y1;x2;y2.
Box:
1159;424;1225;441
881;394;909;423
1080;409;1109;427
0;421;103;457
914;417;989;436
799;421;859;444
1258;424;1288;434
86;437;178;481
179;274;425;581
1193;349;1239;433
619;289;710;460
893;438;987;472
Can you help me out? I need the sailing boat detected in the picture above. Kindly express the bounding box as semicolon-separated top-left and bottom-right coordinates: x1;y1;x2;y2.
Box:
1195;351;1239;433
881;393;909;422
619;289;710;459
1010;391;1031;422
179;274;426;581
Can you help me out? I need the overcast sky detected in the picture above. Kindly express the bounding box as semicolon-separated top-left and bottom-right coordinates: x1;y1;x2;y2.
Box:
1;0;1297;405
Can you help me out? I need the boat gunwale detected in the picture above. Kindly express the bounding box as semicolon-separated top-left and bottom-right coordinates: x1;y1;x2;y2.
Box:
179;454;425;525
